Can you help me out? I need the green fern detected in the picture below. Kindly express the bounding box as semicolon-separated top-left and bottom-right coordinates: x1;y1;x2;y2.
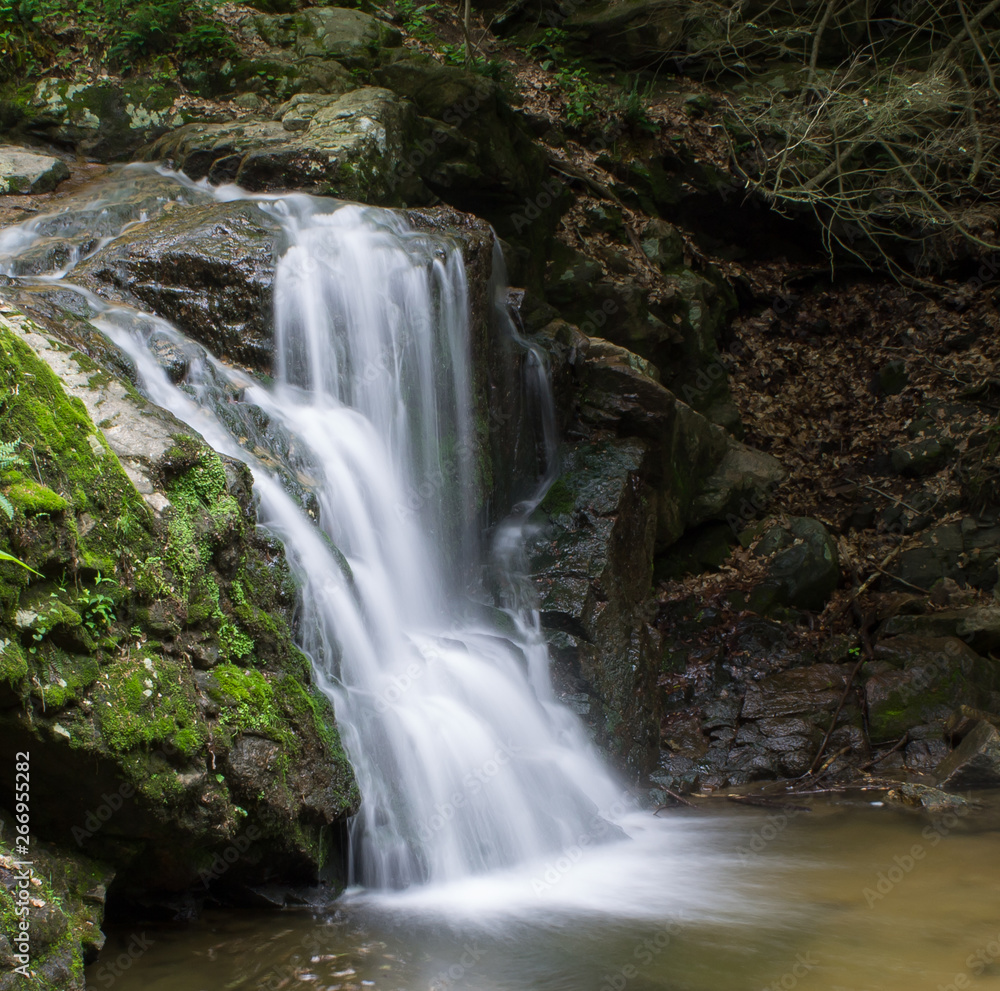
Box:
0;438;22;521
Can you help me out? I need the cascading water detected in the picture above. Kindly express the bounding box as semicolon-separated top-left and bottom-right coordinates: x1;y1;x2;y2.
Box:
0;167;628;893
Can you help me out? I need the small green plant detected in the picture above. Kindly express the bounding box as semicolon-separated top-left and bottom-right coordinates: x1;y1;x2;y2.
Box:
556;66;604;128
394;0;438;45
528;26;568;70
28;592;60;654
78;572;117;635
219;621;254;661
0;437;24;520
614;79;658;135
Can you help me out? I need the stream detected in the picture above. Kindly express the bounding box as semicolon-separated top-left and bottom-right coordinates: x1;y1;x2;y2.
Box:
92;797;1000;991
1;166;997;991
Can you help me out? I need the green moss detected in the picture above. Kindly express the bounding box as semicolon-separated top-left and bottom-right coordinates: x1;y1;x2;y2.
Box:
0;638;27;685
4;476;69;513
219;621;254;660
96;654;203;757
211;662;285;738
31;649;99;711
280;674;344;758
540;475;576;517
0;328;154;576
162;445;239;600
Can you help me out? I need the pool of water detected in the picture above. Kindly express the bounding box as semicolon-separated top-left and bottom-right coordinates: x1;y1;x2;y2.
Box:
90;795;1000;991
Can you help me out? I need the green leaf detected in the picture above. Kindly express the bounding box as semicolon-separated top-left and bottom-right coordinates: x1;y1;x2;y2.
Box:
0;549;41;575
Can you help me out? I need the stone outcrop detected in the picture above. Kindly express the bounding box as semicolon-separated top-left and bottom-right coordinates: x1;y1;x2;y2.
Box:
529;322;783;776
0;301;359;912
148;87;417;198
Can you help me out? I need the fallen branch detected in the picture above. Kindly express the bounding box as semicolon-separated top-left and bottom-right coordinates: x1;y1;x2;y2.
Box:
653;788;697;811
857;733;909;772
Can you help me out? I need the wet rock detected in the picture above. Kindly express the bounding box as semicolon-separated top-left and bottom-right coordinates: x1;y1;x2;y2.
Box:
0;811;112;988
564;332;782;549
936;720;1000;788
945;705;1000;743
660;711;709;758
749;517;839;611
894;519;1000;590
881;605;1000;654
741;664;852;719
0;301;359;898
530;437;660;775
864;635;998;741
76;200;281;370
888;781;976;813
0;145;69;194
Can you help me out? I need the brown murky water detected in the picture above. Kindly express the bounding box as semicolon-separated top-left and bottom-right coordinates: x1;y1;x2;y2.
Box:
91;795;1000;991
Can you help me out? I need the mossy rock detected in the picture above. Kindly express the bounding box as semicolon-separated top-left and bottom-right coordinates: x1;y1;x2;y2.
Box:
0;809;112;991
0;303;358;905
864;635;999;740
27;79;181;161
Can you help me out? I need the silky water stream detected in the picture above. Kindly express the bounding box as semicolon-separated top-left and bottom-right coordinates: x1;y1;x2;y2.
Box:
1;167;997;991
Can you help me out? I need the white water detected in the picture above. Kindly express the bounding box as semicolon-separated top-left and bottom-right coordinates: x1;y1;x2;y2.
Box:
1;168;765;924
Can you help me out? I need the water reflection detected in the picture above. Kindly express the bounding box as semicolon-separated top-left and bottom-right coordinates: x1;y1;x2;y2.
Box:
92;797;1000;991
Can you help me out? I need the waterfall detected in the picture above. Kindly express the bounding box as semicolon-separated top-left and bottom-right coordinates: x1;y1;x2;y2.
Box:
2;168;626;891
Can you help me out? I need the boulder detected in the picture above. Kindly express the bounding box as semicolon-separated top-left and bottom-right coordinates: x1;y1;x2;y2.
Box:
881;605;1000;655
27;78;183;160
0;811;112;989
556;331;783;549
0;301;359;897
148;87;419;200
936;720;1000;789
863;635;999;740
374;58;550;228
894;519;1000;591
741;664;852;720
529;437;661;776
238;5;402;68
527;331;783;775
0;145;69;194
563;0;684;68
76;200;282;370
749;517;840;611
